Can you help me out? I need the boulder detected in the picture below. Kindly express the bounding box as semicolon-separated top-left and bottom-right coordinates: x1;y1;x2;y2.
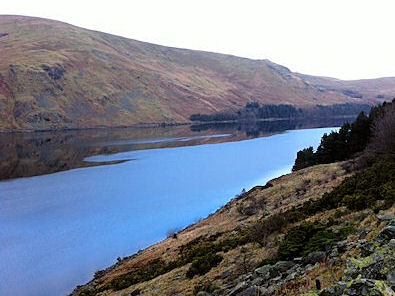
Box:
376;225;395;244
377;214;395;221
229;281;248;296
235;286;261;296
221;269;232;279
254;265;272;280
270;261;295;276
303;251;326;265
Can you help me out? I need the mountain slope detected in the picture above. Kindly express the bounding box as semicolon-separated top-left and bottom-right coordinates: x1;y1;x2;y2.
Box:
0;15;394;131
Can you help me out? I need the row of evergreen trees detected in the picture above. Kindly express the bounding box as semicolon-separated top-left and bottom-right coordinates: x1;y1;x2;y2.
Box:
190;102;371;122
292;100;394;171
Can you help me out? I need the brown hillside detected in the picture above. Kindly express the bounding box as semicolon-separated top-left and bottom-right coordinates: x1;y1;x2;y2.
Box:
0;15;394;131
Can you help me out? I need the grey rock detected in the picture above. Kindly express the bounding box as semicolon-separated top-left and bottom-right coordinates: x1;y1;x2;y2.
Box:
337;240;348;252
330;247;339;258
293;257;303;263
377;214;394;221
389;239;395;249
360;242;375;257
376;225;395;244
259;287;267;295
265;285;277;295
286;272;297;281
236;286;260;296
221;269;232;279
229;281;248;296
303;251;326;265
270;261;295;276
254;265;271;280
321;281;349;296
387;269;395;284
196;292;210;296
250;277;263;286
359;230;369;239
272;275;282;282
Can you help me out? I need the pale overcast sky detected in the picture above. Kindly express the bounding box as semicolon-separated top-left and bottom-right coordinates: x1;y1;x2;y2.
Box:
2;0;395;80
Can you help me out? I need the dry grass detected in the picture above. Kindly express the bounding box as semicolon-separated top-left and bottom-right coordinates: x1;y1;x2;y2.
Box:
1;16;391;131
86;161;355;296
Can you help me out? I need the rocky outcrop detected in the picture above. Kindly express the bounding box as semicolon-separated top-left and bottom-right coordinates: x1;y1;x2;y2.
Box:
192;219;395;296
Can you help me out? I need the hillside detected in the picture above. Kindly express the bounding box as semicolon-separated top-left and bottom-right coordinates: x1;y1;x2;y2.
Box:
1;15;395;131
71;161;394;296
71;102;394;296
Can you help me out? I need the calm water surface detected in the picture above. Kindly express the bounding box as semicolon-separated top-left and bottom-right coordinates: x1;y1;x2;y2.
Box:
0;120;346;296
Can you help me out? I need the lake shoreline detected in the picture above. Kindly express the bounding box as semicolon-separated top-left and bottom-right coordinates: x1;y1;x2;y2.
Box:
0;126;342;296
0;115;357;134
69;161;351;296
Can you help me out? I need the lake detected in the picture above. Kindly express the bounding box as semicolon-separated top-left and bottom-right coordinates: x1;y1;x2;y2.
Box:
0;119;347;296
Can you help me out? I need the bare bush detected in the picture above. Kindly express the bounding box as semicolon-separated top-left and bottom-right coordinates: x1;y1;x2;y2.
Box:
166;227;181;239
369;101;395;156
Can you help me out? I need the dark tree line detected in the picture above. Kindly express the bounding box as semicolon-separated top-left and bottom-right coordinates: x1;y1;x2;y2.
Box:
190;102;371;122
292;99;394;171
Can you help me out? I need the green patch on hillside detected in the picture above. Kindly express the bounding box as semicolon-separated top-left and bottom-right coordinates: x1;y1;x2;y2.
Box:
277;222;354;260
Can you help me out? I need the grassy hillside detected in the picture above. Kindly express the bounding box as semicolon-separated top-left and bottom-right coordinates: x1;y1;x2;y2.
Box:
71;102;394;296
70;160;394;296
1;15;394;131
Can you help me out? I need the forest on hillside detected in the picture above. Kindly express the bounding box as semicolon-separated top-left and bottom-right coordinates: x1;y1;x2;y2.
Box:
190;103;371;122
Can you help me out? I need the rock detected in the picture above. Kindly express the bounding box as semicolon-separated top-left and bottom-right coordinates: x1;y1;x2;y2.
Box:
221;269;232;279
272;275;282;282
255;265;272;280
235;286;260;296
42;64;66;80
376;225;395;244
346;241;356;251
359;230;369;239
259;287;267;295
229;281;248;296
303;251;326;265
360;242;375;257
329;247;339;258
293;257;303;263
250;277;264;286
234;274;252;284
389;239;395;249
286;272;297;281
196;292;210;296
265;285;277;295
345;278;392;296
172;275;182;280
387;270;395;284
377;214;395;221
270;261;295;277
337;240;348;252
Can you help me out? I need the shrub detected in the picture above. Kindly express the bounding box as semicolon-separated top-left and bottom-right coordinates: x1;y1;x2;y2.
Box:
186;253;223;278
129;289;141;296
277;222;354;260
249;213;289;246
193;281;218;295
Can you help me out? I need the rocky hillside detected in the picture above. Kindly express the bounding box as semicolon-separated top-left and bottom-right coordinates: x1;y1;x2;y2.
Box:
1;16;395;131
71;159;394;296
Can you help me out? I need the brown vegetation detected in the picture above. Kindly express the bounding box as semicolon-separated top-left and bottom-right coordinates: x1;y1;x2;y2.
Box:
1;16;395;131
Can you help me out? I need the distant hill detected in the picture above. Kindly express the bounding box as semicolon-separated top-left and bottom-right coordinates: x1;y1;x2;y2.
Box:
0;15;394;131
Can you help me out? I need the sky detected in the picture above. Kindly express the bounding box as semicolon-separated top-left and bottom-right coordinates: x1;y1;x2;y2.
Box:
1;0;395;80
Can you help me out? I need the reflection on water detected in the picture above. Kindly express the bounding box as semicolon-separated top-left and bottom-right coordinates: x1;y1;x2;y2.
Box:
0;122;344;296
190;117;353;136
0;118;353;180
